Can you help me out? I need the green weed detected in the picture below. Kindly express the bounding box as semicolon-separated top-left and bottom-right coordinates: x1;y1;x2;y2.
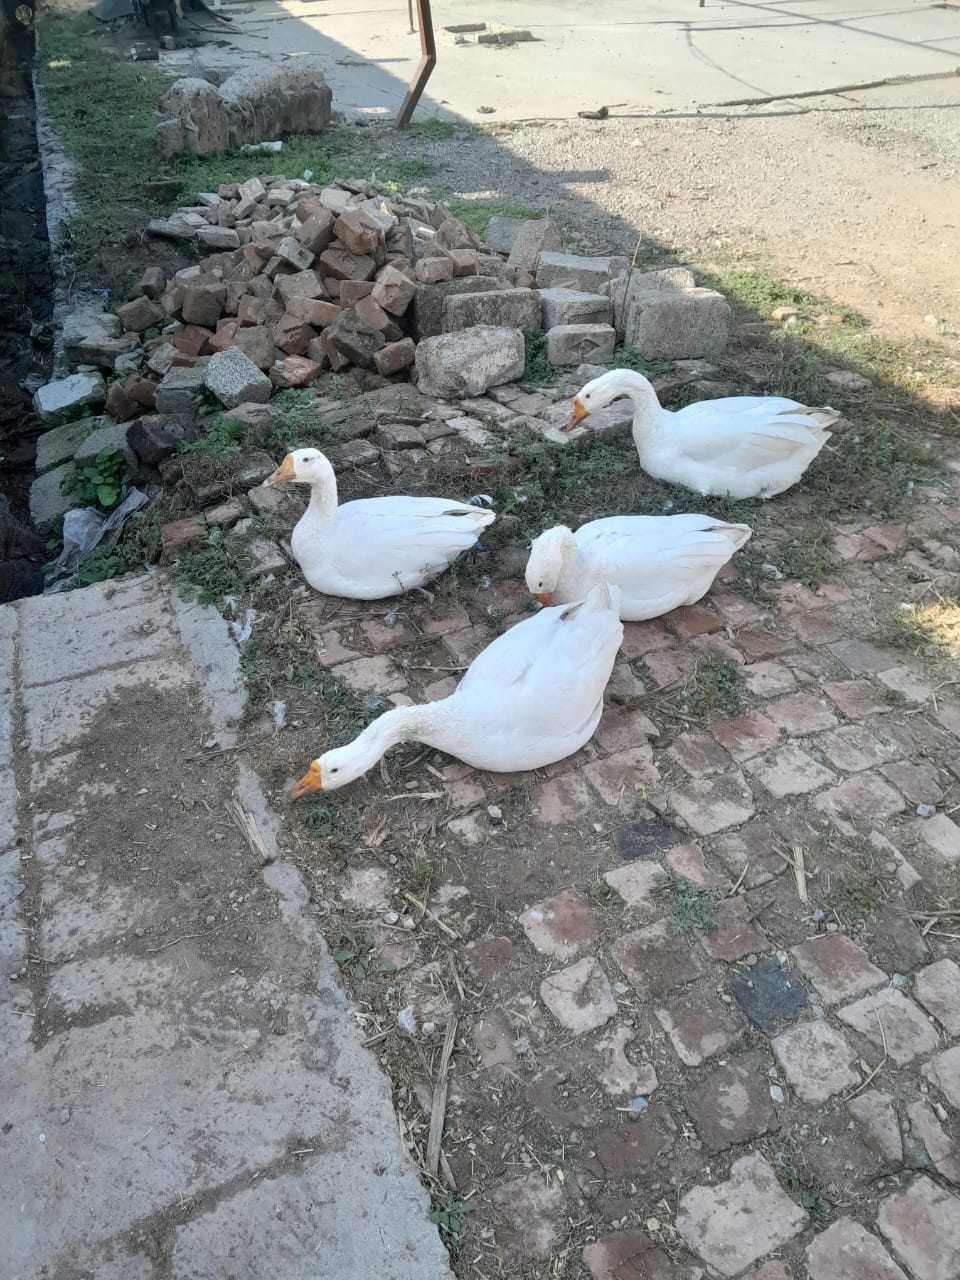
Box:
409;118;457;141
446;199;539;239
429;1190;474;1246
66;511;162;587
799;416;942;519
773;523;840;588
173;527;252;605
266;389;345;452
64;447;131;512
522;328;552;385
179;416;245;460
666;874;719;936
305;795;363;847
682;657;743;720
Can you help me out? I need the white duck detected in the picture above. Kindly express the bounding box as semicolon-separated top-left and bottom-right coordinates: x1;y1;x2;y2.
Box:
526;514;752;619
265;448;496;599
289;582;624;797
569;369;838;500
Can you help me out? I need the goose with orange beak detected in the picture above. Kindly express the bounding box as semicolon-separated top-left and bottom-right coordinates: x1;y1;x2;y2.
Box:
525;515;752;620
289;582;623;799
566;369;838;499
264;447;496;600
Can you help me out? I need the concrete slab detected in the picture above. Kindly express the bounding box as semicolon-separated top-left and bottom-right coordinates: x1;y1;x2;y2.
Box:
0;577;453;1280
167;0;960;124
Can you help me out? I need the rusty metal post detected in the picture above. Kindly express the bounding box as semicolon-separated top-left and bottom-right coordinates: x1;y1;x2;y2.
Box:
396;0;436;129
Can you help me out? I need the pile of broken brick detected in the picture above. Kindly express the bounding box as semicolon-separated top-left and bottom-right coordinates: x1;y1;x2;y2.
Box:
100;173;732;414
28;175;735;534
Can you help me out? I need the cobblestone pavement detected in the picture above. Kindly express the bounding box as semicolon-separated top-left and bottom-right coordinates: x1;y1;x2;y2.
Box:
254;449;960;1277
0;577;453;1279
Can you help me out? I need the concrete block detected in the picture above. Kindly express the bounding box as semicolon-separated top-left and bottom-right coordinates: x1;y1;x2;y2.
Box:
28;463;76;529
73;424;139;477
624;286;731;360
155;365;205;415
415;326;525;399
204;348;272;409
441;288;541;333
539;288;613;329
536;251;629;293
546;324;617;366
32;372;107;425
410;275;502;338
483;215;527;254
506;218;562;272
35;420;96;474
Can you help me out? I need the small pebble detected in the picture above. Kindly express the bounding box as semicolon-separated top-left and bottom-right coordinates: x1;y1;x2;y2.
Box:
383;609;399;628
626;1096;648;1112
769;1085;785;1104
891;973;908;988
383;910;399;925
59;1107;71;1124
487;804;503;826
825;921;839;932
917;803;936;818
38;1134;45;1143
205;914;216;925
812;908;826;924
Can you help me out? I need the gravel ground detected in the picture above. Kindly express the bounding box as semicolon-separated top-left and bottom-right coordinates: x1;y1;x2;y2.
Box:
378;76;960;339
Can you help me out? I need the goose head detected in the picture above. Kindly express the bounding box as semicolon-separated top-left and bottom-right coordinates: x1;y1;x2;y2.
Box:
266;447;335;486
566;368;655;431
525;525;576;606
289;741;371;798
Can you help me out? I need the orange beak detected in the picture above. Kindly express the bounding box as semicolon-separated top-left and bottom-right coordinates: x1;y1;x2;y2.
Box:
534;592;554;607
564;395;590;433
289;760;322;800
266;454;296;486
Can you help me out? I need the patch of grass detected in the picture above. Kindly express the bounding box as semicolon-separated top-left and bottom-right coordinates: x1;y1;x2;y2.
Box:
489;433;634;538
305;795;364;854
522;328;552;385
266;389;345;452
799;416;942;519
173;527;252;605
665;874;719;936
887;596;960;658
682;657;743;720
38;14;168;260
588;880;619;908
608;346;672;380
710;265;832;320
331;930;376;979
773;523;841;589
64;447;132;512
446;199;539;239
429;1190;474;1247
179;416;245;461
409;118;457;141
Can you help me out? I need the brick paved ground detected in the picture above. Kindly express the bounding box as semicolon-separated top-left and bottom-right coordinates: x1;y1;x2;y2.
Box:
254;438;960;1277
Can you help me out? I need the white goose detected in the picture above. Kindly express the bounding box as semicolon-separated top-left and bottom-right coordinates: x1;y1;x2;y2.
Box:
526;514;752;618
289;582;623;797
569;369;838;500
265;448;495;599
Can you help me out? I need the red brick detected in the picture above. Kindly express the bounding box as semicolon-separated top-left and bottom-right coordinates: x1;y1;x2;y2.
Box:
665;842;727;887
621;620;673;656
124;375;157;409
712;822;787;888
584;1108;674;1177
692;632;746;665
815;772;905;832
823;679;890;719
788;611;844;646
160;517;204;560
519;889;597;960
687;1050;779;1151
593;706;659;753
373;338;416;376
807;1218;909;1280
644;648;695;689
583;1232;677;1280
583;746;660;806
540;957;617;1034
612;920;704;999
464;935;513;981
104;381;137;422
847;1089;903;1165
791;933;886;1005
766;692;838;735
880;761;944;805
915;959;960;1036
269;355;322;388
744;661;798;697
471;1012;517;1071
710;711;780;762
773;1021;859;1103
700;896;769;961
670;772;755;836
670;605;722;639
864;523;907;553
877;1177;960;1280
711;591;763;626
736;627;791;660
208;320;239;352
172;323;214;357
531;775;595;826
655;988;741;1065
839;989;939;1064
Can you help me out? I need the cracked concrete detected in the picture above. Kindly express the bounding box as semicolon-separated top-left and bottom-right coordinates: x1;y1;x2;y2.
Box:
0;575;452;1280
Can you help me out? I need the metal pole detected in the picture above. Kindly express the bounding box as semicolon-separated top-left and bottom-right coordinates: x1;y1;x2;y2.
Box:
396;0;436;129
407;0;416;34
